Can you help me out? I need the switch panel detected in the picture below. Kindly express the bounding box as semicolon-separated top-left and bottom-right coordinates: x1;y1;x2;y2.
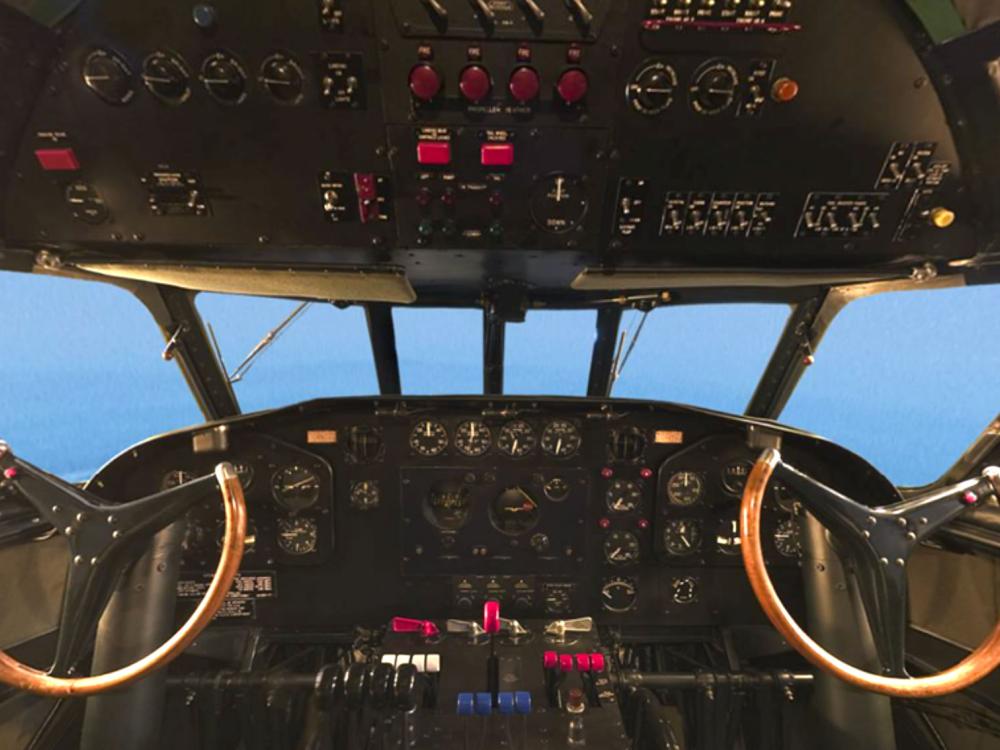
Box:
660;192;778;239
644;0;799;31
795;193;886;238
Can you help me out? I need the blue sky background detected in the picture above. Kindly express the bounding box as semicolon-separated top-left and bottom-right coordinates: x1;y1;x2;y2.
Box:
0;271;996;487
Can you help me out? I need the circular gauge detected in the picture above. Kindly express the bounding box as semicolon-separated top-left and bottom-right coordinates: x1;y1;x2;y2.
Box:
775;517;803;558
161;470;193;491
601;577;638;613
259;53;305;104
541;420;582;458
627;61;678;115
663;519;702;557
605;479;642;514
82;49;135;104
604;530;641;566
231;462;255;489
608;428;647;463
722;460;753;496
350;480;381;511
530;532;550;553
530;175;589;234
543;476;571;502
142;51;191;104
455;420;492;457
716;512;742;556
490;487;540;536
671;576;699;605
271;465;321;512
667;471;705;506
690;60;739;115
277;517;318;556
409;420;448;457
772;481;801;513
216;519;257;554
200;52;248;104
425;481;472;531
497;421;537;458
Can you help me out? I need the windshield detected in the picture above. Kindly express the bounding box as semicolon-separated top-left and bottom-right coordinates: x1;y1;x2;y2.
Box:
0;272;202;481
505;311;596;396
781;284;1000;487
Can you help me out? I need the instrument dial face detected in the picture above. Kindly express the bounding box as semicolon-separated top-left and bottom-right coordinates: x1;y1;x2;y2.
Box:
667;471;705;506
232;462;255;489
608;428;647;463
409;420;448;457
259;53;305;104
142;51;191;104
772;481;801;513
690;60;739;115
663;519;703;557
455;420;492;457
161;470;193;491
775;517;803;558
82;49;135;105
425;482;472;531
529;175;589;234
716;512;742;555
349;480;381;511
200;52;248;105
605;479;642;514
671;576;699;605
490;487;541;536
497;420;537;458
604;530;641;566
276;517;318;556
541;420;582;458
722;460;754;496
543;476;571;502
627;61;678;115
271;465;321;512
601;577;638;613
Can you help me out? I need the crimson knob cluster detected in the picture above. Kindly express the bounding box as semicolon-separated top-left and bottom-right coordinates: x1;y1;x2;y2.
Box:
408;63;588;105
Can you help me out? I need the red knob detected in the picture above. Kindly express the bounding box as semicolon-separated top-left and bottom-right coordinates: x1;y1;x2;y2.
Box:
409;64;442;102
556;68;588;105
459;65;492;103
483;600;501;635
509;66;541;103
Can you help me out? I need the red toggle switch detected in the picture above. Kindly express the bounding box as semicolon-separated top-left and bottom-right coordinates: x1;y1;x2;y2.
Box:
575;653;591;672
559;654;574;673
417;141;452;166
483;600;501;635
543;651;558;670
590;653;606;672
481;143;514;167
391;617;440;638
34;148;80;171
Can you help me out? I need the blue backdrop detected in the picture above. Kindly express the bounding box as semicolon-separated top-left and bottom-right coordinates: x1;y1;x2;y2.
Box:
0;271;996;487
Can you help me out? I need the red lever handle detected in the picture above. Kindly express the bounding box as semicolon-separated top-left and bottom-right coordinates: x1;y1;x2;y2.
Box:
483;600;501;635
391;617;440;638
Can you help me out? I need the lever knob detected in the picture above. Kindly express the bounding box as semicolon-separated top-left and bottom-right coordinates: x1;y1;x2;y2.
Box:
391;617;440;638
483;600;501;635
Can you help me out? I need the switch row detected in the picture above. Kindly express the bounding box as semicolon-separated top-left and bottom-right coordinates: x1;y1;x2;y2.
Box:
456;691;532;716
543;651;606;673
416;141;515;167
409;64;588;105
380;653;442;673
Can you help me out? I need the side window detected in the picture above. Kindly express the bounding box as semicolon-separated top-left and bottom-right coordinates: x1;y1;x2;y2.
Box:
196;295;379;412
0;273;202;480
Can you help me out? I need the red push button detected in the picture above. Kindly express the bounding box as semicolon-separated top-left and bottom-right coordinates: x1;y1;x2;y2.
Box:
590;653;606;672
34;148;80;171
481;143;514;167
459;65;492;102
575;654;592;672
509;66;541;103
556;69;589;105
543;651;558;670
558;654;574;673
417;141;451;166
409;64;443;102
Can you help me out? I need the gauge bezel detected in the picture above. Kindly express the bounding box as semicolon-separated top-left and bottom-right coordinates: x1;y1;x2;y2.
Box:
605;479;642;514
663;518;703;557
496;420;537;458
601;577;638;613
489;486;541;536
666;470;705;506
270;464;322;512
603;530;641;566
454;420;493;457
409;420;449;457
276;516;319;556
540;419;582;459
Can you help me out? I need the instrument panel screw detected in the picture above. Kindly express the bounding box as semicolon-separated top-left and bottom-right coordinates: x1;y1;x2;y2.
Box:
862;531;871;539
76;512;86;522
895;558;905;567
90;557;98;566
866;516;877;527
906;532;917;541
879;557;889;566
107;515;117;524
73;555;83;566
64;526;73;536
112;530;121;539
896;518;907;528
51;505;60;513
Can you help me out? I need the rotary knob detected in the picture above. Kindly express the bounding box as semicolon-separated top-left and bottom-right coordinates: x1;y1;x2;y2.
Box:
409;64;443;102
459;65;492;103
509;66;541;103
556;69;589;105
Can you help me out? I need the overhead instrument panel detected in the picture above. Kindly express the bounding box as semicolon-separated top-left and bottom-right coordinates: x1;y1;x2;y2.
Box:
0;0;988;290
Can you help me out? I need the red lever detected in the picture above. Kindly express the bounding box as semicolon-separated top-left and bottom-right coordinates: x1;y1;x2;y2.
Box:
483;600;501;635
391;617;440;638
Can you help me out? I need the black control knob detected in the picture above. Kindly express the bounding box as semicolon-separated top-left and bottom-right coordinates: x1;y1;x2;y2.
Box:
259;53;305;104
82;49;135;105
142;51;191;104
691;61;739;115
628;62;678;115
200;52;248;104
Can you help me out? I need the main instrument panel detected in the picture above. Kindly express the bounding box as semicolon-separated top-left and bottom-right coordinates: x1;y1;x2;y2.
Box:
84;397;900;630
1;0;984;294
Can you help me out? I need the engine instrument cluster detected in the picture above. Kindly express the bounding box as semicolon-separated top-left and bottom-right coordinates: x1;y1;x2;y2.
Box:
84;397;900;631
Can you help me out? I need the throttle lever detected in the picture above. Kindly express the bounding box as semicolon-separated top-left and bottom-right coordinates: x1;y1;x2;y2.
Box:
391;617;440;638
545;617;594;638
446;619;486;638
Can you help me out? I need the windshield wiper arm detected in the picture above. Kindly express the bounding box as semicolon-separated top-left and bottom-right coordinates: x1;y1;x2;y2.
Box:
228;302;311;383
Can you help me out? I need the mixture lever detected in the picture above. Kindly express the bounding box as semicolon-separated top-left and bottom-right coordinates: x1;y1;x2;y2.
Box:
545;617;594;639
